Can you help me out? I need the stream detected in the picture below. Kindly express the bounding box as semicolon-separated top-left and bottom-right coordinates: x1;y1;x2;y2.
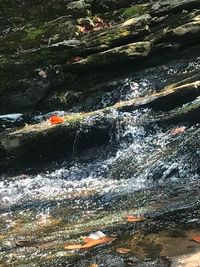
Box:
0;56;200;266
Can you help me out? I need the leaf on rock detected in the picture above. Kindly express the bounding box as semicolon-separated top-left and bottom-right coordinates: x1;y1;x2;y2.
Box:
64;243;83;250
191;236;200;243
83;230;106;243
49;115;64;125
65;231;116;250
126;215;145;222
82;237;116;248
170;126;186;135
116;247;131;254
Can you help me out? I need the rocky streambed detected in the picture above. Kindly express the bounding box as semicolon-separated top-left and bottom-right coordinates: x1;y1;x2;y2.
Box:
1;0;200;266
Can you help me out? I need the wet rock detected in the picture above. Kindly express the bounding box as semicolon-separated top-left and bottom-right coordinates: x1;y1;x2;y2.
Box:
126;256;171;267
1;74;200;170
0;110;117;170
73;252;125;267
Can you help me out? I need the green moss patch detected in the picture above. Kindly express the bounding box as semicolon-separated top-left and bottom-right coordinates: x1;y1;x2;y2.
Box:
122;4;149;19
24;28;45;41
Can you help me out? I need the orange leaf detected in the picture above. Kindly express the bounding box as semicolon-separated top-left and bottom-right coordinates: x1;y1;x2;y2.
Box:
84;237;95;243
49;115;64;125
116;247;131;254
64;237;116;250
126;215;145;222
191;236;200;243
82;237;116;248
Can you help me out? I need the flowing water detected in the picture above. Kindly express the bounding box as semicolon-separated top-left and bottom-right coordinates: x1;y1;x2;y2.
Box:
0;57;200;266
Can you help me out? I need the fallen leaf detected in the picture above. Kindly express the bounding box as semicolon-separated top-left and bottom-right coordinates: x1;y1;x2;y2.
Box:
89;264;98;267
64;237;116;250
83;230;106;243
116;247;131;254
64;243;83;250
170;126;186;135
191;236;200;243
126;215;145;222
49;115;64;125
79;237;116;248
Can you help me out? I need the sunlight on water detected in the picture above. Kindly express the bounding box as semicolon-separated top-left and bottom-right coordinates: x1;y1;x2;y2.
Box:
0;110;154;208
1;110;197;211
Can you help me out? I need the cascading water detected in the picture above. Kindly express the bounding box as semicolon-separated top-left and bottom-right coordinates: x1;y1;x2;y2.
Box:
0;57;200;266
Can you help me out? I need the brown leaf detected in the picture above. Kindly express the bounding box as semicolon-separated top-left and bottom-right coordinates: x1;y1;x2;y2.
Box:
116;247;131;254
191;236;200;243
170;126;186;135
64;243;83;250
126;215;145;222
89;264;98;267
82;237;115;248
83;230;106;243
64;237;116;250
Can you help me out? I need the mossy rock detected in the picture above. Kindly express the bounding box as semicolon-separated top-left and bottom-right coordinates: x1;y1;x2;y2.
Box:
0;17;76;54
122;4;150;19
0;0;68;30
